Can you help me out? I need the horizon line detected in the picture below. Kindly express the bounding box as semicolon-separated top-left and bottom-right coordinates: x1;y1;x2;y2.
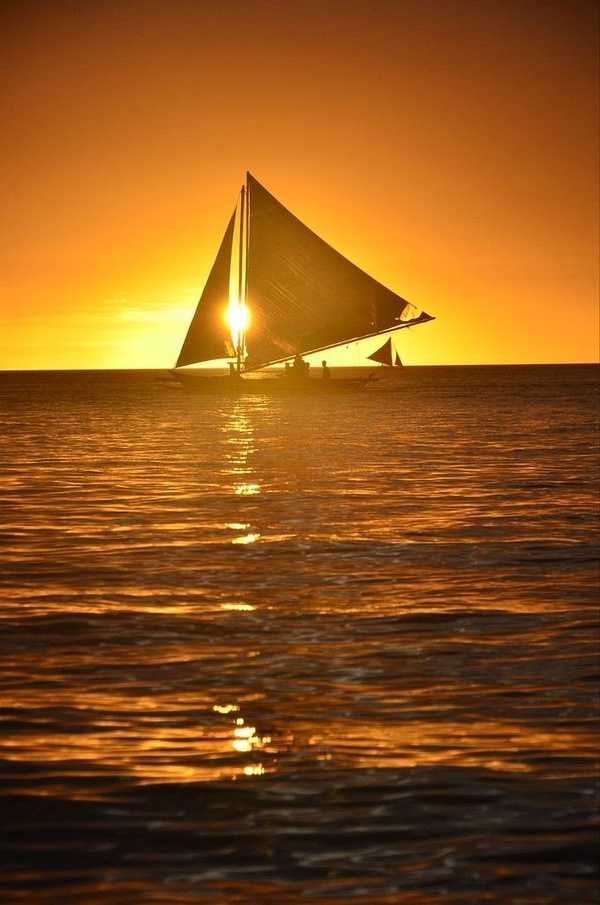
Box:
1;361;598;373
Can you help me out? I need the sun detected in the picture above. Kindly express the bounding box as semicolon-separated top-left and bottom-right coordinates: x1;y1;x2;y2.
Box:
226;299;250;350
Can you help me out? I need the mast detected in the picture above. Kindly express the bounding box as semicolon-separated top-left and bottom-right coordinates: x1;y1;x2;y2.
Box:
244;172;250;307
236;184;246;374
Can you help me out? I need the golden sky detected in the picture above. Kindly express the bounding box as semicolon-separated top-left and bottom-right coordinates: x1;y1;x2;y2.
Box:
1;0;598;369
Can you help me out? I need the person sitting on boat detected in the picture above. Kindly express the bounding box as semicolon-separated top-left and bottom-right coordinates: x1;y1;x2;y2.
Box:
293;353;309;378
321;360;330;379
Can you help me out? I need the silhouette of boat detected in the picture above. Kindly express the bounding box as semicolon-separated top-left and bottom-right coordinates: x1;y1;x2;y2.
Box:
367;336;403;368
172;174;433;393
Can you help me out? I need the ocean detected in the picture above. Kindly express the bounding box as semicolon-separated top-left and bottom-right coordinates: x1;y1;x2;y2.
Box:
0;364;598;904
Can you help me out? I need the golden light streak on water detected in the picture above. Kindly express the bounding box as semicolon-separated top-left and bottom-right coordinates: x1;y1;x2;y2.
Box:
220;603;256;611
232;533;261;544
234;484;260;495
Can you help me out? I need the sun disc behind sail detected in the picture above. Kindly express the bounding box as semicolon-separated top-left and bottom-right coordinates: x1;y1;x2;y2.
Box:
226;299;250;352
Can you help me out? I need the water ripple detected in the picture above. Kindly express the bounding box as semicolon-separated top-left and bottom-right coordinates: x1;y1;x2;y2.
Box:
0;365;598;903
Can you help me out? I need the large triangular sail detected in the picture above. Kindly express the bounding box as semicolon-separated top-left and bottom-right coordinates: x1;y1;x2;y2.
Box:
175;210;236;368
175;174;434;370
244;174;433;369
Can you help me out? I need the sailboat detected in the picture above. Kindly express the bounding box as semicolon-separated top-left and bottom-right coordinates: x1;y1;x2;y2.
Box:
367;336;403;368
173;173;433;392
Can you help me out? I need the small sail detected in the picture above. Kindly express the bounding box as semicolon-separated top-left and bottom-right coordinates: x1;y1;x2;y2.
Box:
368;337;394;366
176;210;236;368
368;337;404;368
245;175;433;369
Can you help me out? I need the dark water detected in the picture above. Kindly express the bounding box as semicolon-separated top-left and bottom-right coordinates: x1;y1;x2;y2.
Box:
0;365;598;904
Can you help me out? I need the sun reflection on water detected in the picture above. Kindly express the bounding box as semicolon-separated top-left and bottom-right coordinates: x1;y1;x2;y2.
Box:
220;602;255;611
234;483;260;496
221;401;263;547
232;532;260;544
231;717;272;754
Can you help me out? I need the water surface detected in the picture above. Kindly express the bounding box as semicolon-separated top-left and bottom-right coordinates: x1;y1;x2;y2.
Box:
0;365;598;903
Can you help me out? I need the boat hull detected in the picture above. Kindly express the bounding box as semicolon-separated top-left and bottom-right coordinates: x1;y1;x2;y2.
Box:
171;371;367;394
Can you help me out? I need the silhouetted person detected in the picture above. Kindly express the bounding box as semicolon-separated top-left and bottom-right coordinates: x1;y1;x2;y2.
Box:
293;353;309;378
321;360;330;378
